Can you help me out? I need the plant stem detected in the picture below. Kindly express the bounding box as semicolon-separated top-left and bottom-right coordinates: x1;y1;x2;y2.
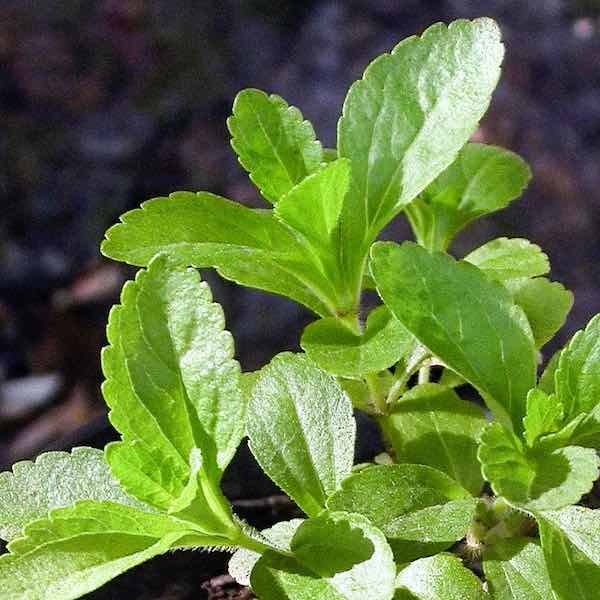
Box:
365;373;387;415
418;365;430;385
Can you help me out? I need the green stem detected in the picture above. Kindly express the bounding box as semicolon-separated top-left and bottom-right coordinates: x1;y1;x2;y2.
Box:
337;311;362;335
365;373;387;415
418;365;430;385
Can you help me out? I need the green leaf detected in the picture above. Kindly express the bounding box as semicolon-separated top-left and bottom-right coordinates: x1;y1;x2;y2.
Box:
537;506;600;599
301;306;415;379
275;158;349;244
247;353;355;516
483;537;554;600
227;89;322;204
478;423;599;510
2;501;222;597
539;351;559;395
229;519;303;586
555;314;600;421
504;277;573;348
371;241;537;430
523;388;564;447
406;145;530;251
338;19;504;296
327;464;476;562
0;448;145;543
381;383;487;495
464;238;548;282
101;191;340;316
290;512;376;577
394;553;489;599
0;501;224;600
103;256;246;512
251;512;396;600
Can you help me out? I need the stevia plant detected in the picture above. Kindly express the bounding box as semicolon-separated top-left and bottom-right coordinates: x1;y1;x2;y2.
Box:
0;17;599;600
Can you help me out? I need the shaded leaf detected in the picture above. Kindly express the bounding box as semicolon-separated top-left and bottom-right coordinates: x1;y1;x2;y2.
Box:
504;277;573;348
251;512;395;600
301;306;415;379
478;423;598;510
407;146;530;251
327;464;476;562
382;383;487;495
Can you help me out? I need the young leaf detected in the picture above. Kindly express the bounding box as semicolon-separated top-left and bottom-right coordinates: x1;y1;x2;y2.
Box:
275;158;350;246
504;277;573;348
0;501;226;600
227;89;323;204
395;553;490;599
381;383;487;495
523;388;564;447
0;448;145;543
327;464;477;562
537;506;600;599
555;314;600;421
103;256;246;515
371;241;537;430
406;145;531;251
101;192;340;316
229;519;303;586
464;238;549;282
251;512;396;600
301;306;415;379
483;537;555;600
338;19;504;297
478;423;599;510
247;353;356;516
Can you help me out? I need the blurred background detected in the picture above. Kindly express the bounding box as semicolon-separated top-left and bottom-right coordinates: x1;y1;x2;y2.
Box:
1;0;600;472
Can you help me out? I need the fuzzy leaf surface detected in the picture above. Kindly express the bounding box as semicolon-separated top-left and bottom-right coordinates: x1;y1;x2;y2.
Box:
0;448;145;542
101;192;339;316
406;145;530;252
227;89;322;204
338;19;504;296
103;256;246;510
251;512;395;600
327;464;476;562
247;353;355;516
537;506;600;600
394;553;489;599
0;501;223;600
483;538;555;600
301;306;415;379
371;241;536;429
464;238;548;282
382;383;487;495
478;423;599;510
